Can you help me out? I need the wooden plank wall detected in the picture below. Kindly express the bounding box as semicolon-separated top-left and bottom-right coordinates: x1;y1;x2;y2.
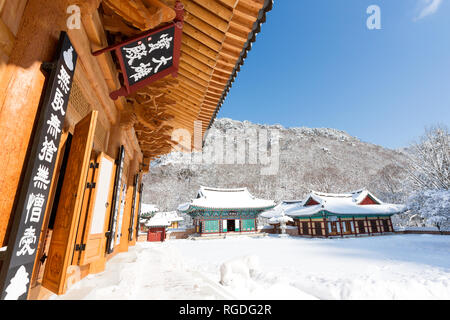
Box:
0;0;29;247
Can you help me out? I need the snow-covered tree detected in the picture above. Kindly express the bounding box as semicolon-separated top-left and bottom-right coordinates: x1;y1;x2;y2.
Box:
398;125;450;231
406;190;450;232
406;125;449;190
302;167;349;193
369;164;409;204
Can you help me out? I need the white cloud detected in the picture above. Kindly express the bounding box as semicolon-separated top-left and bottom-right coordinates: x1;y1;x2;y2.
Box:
415;0;443;21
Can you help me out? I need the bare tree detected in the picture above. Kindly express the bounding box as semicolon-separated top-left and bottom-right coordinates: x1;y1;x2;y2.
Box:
370;164;408;203
378;164;405;193
303;167;344;193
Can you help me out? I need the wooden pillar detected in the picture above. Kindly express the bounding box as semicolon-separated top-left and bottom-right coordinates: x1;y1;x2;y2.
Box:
379;217;383;233
309;218;312;237
388;217;394;232
353;217;357;237
366;216;371;235
338;218;343;238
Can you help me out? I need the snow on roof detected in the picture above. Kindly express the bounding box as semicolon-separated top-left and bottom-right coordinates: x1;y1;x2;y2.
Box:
177;202;190;212
308;188;383;205
145;216;170;227
268;215;294;225
260;200;303;219
146;211;184;227
141;203;159;214
178;186;276;211
163;211;184;222
286;188;406;217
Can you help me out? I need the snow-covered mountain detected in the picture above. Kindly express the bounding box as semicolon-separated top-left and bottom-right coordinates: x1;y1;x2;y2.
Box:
142;118;410;213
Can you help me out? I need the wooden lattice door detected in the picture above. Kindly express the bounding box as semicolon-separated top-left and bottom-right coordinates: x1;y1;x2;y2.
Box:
42;111;98;295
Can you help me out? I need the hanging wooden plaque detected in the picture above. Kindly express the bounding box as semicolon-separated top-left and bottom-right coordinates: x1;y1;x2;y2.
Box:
92;1;184;100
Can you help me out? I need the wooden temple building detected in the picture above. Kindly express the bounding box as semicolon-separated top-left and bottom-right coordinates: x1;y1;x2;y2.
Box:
145;211;183;241
279;189;406;238
178;187;275;235
0;0;272;299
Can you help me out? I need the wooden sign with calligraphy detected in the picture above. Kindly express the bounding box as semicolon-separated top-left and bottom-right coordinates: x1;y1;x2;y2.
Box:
93;1;184;100
0;32;77;300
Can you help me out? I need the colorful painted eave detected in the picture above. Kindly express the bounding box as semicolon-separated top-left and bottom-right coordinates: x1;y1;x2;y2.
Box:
180;204;276;214
291;210;403;220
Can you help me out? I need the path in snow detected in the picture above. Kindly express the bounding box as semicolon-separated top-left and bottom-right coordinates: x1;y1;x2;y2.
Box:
51;243;233;300
51;234;450;300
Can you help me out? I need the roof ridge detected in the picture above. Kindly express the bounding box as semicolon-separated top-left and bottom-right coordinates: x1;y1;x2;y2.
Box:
311;190;353;198
200;186;248;192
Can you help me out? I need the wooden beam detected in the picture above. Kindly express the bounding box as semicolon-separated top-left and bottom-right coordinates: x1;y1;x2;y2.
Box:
103;0;176;31
179;82;205;100
0;0;27;36
178;67;209;88
183;0;229;32
181;44;217;68
185;13;225;43
168;87;203;105
177;74;208;92
205;90;222;99
217;0;239;9
165;99;200;118
183;23;221;52
192;0;233;21
179;60;212;82
221;41;242;56
180;53;213;76
165;100;200;117
229;20;252;34
181;34;218;60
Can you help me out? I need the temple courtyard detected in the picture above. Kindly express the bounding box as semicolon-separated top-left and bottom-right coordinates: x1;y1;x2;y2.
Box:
51;234;450;300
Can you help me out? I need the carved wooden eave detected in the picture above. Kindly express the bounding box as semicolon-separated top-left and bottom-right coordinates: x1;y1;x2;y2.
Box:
102;0;176;30
82;0;272;165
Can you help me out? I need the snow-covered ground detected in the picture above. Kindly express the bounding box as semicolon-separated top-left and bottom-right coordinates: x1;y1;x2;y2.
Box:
50;234;450;300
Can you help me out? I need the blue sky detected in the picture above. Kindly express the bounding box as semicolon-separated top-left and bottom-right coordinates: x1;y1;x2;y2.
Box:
217;0;450;149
